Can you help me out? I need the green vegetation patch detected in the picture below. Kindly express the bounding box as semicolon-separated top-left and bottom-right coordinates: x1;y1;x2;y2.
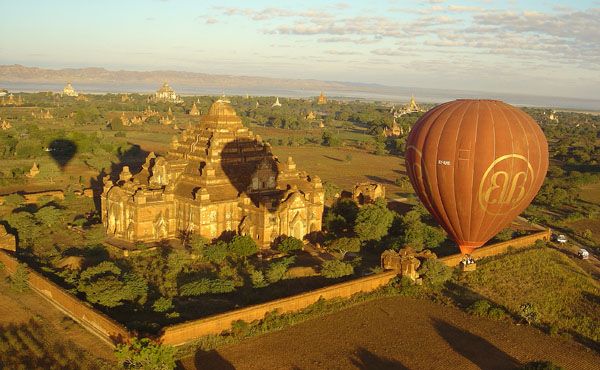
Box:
462;246;600;344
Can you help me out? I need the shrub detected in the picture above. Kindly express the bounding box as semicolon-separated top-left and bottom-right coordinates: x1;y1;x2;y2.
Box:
11;263;29;292
519;302;541;325
488;307;506;321
467;300;491;318
230;320;250;339
114;337;176;370
250;270;268;288
152;297;174;313
277;237;303;254
321;260;354;279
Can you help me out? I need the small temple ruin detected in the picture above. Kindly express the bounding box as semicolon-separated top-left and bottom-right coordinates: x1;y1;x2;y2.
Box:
352;182;385;205
381;248;436;281
101;97;324;248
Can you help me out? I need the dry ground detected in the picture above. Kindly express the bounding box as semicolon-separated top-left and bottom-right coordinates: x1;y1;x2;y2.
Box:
0;270;116;365
183;296;600;370
271;146;411;197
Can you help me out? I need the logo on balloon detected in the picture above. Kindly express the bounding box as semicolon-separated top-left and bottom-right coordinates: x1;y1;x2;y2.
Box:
478;154;534;215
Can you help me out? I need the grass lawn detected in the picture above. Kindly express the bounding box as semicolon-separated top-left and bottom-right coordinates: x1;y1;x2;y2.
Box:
461;245;600;346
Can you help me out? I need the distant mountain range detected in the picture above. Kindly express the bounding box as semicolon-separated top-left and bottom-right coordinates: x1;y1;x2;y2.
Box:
0;64;354;91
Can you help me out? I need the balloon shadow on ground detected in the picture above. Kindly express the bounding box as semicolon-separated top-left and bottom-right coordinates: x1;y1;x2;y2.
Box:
48;139;77;170
350;347;409;370
431;318;520;370
191;350;235;370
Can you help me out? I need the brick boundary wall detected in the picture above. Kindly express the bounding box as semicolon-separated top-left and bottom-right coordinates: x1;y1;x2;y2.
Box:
0;250;130;347
438;228;551;267
0;228;550;349
158;270;398;346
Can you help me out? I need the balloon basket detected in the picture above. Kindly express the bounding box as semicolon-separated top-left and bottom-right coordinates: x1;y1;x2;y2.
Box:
461;262;477;272
460;255;476;272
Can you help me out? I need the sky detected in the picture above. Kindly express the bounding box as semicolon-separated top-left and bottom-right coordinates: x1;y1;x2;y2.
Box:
1;0;599;99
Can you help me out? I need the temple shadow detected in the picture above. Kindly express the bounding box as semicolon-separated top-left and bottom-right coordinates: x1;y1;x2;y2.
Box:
191;349;236;370
365;175;397;186
323;155;344;162
350;347;409;370
431;318;520;370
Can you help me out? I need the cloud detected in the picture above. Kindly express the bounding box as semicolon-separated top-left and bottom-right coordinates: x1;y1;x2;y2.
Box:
371;48;407;56
447;5;486;13
324;50;361;55
318;36;380;44
213;4;600;70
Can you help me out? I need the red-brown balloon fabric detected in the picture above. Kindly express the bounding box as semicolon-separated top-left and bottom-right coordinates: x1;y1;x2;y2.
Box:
405;99;548;255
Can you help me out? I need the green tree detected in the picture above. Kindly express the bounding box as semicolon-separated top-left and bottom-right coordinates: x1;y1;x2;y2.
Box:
327;237;361;257
11;263;29;292
84;224;107;246
354;198;394;242
204;241;229;263
78;261;146;308
110;117;124;131
417;258;451;286
35;206;63;227
495;228;514;242
1;193;26;207
152;297;174;313
323;181;341;200
321;260;354;278
321;130;340;147
180;278;235;295
277;236;303;254
228;235;258;261
266;257;295;283
114;337;176;370
188;234;209;256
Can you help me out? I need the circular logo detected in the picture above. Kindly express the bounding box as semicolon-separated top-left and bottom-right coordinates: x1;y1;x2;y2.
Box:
478;154;534;216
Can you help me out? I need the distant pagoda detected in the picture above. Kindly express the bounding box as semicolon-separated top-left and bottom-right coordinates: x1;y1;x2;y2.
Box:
63;82;78;97
317;91;327;105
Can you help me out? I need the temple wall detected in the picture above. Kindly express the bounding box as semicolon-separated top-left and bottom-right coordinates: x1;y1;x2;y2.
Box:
158;270;398;346
438;228;551;267
0;250;130;347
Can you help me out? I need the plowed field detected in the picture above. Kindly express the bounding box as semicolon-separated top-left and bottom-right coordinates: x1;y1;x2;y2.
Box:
183;296;600;370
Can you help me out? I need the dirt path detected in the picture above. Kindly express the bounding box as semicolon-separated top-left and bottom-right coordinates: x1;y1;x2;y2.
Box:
183;296;600;370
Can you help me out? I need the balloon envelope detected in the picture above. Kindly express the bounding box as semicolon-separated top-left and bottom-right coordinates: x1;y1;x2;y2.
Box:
405;100;548;255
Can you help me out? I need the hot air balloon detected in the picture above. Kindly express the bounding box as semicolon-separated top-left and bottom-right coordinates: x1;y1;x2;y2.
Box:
405;99;548;255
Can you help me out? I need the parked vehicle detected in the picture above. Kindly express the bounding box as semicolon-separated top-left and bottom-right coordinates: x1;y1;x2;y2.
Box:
555;234;567;244
578;249;589;260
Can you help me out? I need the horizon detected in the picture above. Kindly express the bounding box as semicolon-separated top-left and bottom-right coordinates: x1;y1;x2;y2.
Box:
1;1;599;101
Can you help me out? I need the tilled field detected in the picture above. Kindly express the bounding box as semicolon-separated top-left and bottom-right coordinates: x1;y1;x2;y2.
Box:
184;296;600;370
